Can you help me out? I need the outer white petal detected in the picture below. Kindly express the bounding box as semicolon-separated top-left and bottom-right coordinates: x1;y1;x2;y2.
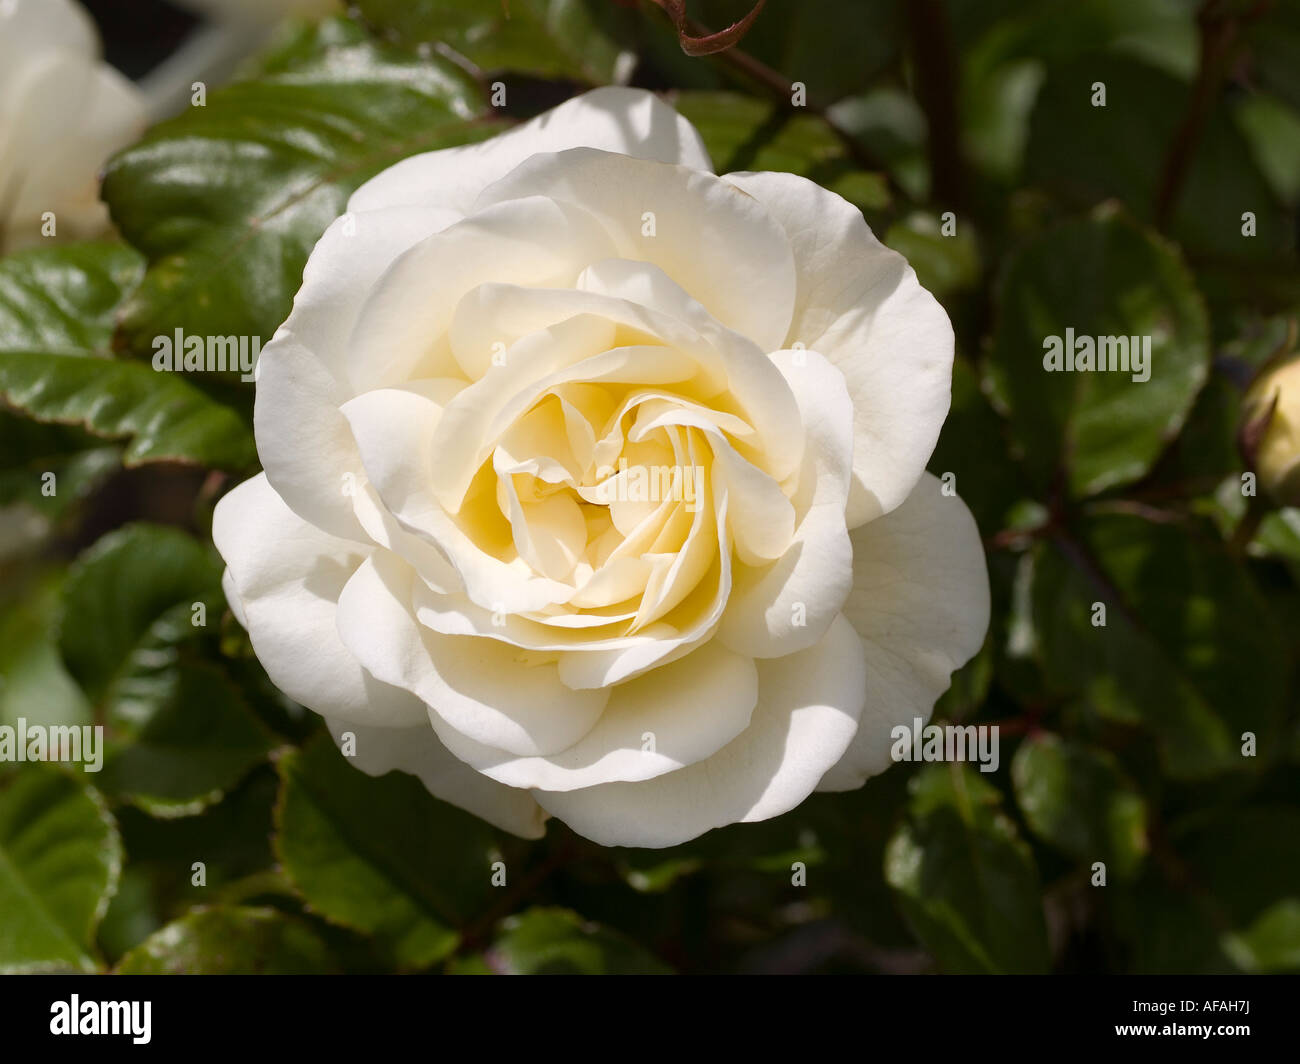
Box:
535;614;866;848
212;473;427;726
725;171;954;526
279;206;460;380
322;719;547;840
348;87;712;215
434;639;758;792
254;207;458;542
818;473;990;792
476;149;798;354
220;568;247;628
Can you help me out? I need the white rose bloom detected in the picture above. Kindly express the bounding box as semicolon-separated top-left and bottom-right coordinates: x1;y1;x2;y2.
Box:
214;88;990;848
0;0;146;252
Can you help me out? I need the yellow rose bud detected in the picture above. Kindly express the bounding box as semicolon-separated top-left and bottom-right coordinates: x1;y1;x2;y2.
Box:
1244;356;1300;506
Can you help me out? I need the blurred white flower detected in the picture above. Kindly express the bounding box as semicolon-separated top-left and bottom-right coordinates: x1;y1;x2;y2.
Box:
137;0;341;119
0;0;146;252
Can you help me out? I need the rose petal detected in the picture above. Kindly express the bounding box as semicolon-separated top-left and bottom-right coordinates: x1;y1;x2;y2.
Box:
434;639;758;792
719;349;854;658
212;473;427;726
818;473;990;791
334;551;609;757
348;86;712;215
535;613;866;848
340;380;578;614
628;399;793;564
476;150;798;353
255;207;459;541
725;171;954;526
344;195;620;391
322;718;547;839
578;258;803;482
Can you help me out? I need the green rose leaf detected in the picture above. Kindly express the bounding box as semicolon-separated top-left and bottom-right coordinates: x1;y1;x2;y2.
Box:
0;569;93;735
0;243;253;469
98;768;281;961
1253;507;1300;584
102;16;491;359
1011;732;1149;878
1031;513;1289;778
884;211;981;298
275;735;501;969
354;0;638;83
0;412;118;524
115;906;337;974
885;764;1050;974
986;210;1210;498
0;765;121;972
483;907;672;975
98;663;274;817
1235;94;1300;207
55;524;272;813
57;524;222;713
826;88;928;198
951;0;1196;72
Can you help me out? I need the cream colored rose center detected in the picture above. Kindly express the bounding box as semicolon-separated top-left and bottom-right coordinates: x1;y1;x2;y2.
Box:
446;332;776;639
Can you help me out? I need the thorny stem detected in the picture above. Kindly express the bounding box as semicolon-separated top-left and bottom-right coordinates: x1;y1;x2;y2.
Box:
646;0;767;57
635;2;897;181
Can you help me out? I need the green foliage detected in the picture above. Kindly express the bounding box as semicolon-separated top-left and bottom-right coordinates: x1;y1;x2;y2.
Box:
0;570;93;734
886;765;1050;974
56;525;276;814
1011;733;1148;878
97;664;274;816
1030;513;1288;778
986;210;1210;499
354;0;639;83
116;906;338;974
0;766;121;972
477;907;672;974
0;0;1297;975
0;244;254;468
275;737;500;968
102;16;491;357
57;524;223;709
